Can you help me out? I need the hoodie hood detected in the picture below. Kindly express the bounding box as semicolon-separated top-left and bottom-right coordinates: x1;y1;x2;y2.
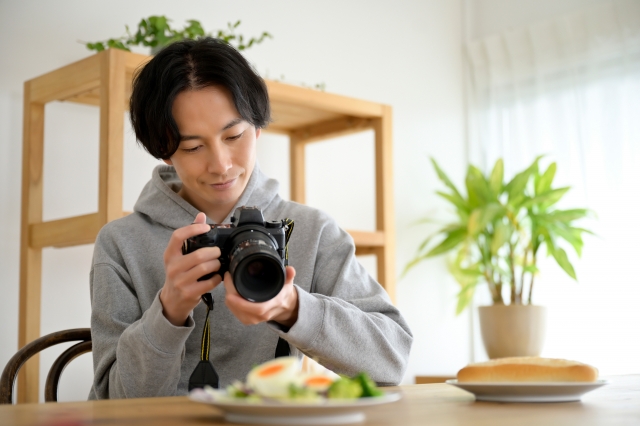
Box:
134;162;281;230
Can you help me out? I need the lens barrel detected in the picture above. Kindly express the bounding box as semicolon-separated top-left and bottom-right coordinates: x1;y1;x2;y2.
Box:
228;233;285;302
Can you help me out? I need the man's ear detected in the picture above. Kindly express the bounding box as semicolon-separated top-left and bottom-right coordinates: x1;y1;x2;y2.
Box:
255;128;262;139
163;158;173;166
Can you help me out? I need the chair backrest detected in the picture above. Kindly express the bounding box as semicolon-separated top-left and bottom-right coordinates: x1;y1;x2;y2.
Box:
0;328;92;404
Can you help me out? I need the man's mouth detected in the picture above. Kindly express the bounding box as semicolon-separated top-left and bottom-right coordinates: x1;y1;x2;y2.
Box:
209;178;236;190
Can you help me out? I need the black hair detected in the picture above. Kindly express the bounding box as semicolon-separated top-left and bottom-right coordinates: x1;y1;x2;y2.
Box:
129;37;271;159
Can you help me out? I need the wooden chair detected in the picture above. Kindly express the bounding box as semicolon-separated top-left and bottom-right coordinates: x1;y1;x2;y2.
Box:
0;328;91;404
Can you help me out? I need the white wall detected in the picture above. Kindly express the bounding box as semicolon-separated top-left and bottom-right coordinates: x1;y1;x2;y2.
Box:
0;0;468;401
466;0;611;40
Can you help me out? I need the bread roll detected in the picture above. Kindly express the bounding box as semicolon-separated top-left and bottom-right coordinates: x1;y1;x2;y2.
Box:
457;357;598;383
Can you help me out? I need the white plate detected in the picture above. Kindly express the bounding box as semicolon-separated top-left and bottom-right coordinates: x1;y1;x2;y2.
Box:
189;389;402;425
446;379;608;402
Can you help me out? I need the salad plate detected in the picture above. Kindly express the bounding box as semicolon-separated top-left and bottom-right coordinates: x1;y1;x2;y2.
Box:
446;379;608;402
189;388;402;425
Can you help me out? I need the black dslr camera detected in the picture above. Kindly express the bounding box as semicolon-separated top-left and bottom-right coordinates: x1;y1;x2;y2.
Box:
182;206;292;303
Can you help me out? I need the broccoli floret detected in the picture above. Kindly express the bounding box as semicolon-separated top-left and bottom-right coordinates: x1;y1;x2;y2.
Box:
288;384;321;401
327;377;363;399
355;372;384;397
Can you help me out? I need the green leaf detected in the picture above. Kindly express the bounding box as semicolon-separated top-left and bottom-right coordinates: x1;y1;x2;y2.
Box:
505;157;541;204
435;191;468;213
426;227;467;257
539;209;589;223
447;250;480;314
106;39;130;51
430;158;465;202
521;187;570;209
468;203;504;237
548;224;585;256
86;42;106;52
402;225;465;277
184;20;205;38
490;220;510;255
455;282;476;315
401;253;430;277
488;158;504;195
571;226;596;236
505;170;531;204
551;247;577;279
466;165;492;208
536;162;556;195
416;225;461;254
411;217;442;226
542;230;556;255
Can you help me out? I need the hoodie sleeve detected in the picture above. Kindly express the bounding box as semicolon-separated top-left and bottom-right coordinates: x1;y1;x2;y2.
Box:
90;246;195;399
267;219;413;386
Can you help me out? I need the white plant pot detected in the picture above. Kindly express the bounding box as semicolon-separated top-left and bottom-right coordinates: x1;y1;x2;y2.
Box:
478;305;547;359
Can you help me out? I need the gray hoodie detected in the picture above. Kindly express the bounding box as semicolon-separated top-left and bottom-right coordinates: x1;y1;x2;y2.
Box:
89;164;412;399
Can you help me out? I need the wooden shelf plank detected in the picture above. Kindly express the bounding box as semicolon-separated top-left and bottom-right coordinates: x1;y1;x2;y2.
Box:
124;52;152;73
31;217;386;250
30;213;102;248
266;80;385;118
30;54;101;104
18;82;45;403
347;230;385;248
290;116;373;144
271;102;342;128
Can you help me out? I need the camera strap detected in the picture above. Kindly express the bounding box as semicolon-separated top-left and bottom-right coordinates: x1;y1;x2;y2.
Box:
283;218;294;266
188;293;219;390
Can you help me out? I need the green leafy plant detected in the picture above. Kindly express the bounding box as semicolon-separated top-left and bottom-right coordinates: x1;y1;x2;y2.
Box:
84;16;271;53
403;157;593;314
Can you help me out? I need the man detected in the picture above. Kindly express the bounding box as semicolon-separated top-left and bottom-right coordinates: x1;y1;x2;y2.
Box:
89;37;412;399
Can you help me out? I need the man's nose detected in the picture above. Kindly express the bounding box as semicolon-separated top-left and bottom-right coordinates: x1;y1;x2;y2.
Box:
207;143;233;176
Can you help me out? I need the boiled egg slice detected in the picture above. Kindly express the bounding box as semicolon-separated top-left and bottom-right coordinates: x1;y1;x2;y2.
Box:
246;356;300;398
301;374;336;392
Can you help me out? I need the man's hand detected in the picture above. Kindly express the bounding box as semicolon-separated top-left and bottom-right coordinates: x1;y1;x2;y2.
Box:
160;212;223;326
223;266;299;327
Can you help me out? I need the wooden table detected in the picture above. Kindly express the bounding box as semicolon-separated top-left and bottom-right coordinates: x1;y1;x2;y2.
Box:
1;375;638;425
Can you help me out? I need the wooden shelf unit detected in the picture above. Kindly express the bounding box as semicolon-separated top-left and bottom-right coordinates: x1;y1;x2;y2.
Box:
18;48;395;403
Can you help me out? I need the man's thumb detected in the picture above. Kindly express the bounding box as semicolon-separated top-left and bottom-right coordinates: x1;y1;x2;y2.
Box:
193;212;207;224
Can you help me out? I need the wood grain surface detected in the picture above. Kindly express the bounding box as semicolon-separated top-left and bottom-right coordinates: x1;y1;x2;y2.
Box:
1;375;638;426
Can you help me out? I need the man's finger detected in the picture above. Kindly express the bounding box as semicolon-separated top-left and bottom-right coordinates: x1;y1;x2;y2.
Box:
189;274;223;298
180;258;220;282
223;272;260;312
285;266;296;284
165;215;211;257
177;247;221;273
223;272;239;296
193;212;207;224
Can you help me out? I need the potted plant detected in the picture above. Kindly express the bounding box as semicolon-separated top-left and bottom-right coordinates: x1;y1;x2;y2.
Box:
403;157;592;358
83;16;271;53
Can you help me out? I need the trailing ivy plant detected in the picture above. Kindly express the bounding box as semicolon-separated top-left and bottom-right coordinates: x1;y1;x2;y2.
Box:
84;16;271;53
403;157;593;314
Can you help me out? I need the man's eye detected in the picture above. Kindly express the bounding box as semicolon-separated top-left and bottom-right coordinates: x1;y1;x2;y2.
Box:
227;131;244;141
182;146;201;153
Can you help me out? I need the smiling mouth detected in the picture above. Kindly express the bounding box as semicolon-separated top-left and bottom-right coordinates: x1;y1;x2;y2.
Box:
209;178;236;189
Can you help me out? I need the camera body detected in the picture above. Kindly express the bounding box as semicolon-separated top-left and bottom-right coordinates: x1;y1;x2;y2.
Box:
182;206;289;302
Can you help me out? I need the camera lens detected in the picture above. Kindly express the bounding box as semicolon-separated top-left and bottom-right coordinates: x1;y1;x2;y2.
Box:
229;235;285;302
237;257;284;301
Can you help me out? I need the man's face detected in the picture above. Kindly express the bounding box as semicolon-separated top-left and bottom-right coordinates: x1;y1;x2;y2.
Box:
164;86;261;222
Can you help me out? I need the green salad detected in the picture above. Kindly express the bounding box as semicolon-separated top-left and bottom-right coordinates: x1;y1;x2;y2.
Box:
216;356;384;401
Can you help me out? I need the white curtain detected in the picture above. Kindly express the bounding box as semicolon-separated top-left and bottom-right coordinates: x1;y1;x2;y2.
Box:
466;0;640;375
